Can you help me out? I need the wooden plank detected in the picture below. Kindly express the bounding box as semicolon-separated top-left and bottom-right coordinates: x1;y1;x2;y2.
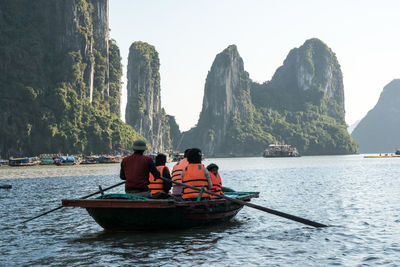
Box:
62;199;176;208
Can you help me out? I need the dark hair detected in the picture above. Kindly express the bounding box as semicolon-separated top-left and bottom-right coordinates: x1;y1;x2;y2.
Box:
206;163;219;171
184;149;191;158
187;148;202;163
155;153;167;166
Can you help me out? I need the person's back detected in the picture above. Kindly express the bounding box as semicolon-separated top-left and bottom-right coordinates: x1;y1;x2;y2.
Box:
120;140;161;197
171;149;190;196
148;153;172;196
207;163;224;198
122;153;151;189
181;148;213;200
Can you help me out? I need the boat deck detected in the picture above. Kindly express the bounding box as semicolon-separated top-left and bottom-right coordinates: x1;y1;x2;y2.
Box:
62;192;259;209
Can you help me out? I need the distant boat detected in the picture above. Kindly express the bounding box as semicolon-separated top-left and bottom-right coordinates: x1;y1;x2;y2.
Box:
0;159;8;165
55;156;80;166
364;153;400;158
97;155;121;164
81;156;99;164
9;157;40;167
39;157;54;165
262;144;300;158
171;152;184;162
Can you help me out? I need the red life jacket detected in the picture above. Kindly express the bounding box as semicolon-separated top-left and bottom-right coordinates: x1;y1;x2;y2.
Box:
209;172;224;198
171;158;188;195
121;153;151;189
148;166;169;194
181;163;210;199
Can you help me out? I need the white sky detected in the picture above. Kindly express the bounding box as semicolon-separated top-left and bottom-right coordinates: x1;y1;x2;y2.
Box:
109;0;400;131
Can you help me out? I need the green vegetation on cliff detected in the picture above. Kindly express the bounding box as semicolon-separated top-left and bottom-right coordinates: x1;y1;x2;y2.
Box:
0;0;144;157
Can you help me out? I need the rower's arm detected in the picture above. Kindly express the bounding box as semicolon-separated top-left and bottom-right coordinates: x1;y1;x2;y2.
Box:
204;168;213;189
120;161;126;180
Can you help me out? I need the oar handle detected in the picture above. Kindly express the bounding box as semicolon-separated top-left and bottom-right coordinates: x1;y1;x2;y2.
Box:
161;177;327;228
23;181;126;224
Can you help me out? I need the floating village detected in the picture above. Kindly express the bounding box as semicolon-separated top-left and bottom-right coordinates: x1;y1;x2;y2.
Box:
0;151;186;167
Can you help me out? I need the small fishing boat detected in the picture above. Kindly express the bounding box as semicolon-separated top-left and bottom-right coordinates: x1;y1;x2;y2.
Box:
9;157;40;166
62;191;259;231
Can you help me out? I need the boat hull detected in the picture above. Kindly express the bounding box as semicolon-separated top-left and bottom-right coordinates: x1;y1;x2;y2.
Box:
62;192;258;231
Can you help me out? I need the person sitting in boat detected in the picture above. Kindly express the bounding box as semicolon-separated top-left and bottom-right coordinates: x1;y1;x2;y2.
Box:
148;153;172;198
206;163;224;198
181;148;213;201
171;148;191;197
120;140;161;197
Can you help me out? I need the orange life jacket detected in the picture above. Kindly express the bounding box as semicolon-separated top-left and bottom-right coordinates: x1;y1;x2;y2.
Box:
148;165;169;194
181;163;211;199
209;172;224;198
171;158;188;195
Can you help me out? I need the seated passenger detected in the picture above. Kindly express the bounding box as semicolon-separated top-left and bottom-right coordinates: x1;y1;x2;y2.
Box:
120;140;160;197
148;153;172;198
181;148;212;201
171;149;190;197
206;163;224;198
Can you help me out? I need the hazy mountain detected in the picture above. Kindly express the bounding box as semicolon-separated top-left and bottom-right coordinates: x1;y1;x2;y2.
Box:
351;79;400;153
347;120;360;134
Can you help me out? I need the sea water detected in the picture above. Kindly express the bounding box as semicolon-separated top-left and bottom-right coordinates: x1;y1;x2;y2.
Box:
1;155;399;266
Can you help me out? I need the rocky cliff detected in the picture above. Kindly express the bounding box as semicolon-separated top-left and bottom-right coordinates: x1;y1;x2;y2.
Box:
351;80;400;153
125;41;171;152
0;0;143;157
180;45;255;156
181;39;357;156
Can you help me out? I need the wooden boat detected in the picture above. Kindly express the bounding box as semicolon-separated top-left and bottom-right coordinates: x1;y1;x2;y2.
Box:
62;191;259;231
8;157;40;166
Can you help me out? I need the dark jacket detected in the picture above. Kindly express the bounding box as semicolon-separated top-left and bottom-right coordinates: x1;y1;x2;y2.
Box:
120;153;161;191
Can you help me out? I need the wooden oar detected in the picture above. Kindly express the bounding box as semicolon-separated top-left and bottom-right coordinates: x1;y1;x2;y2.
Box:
162;177;327;228
22;181;125;223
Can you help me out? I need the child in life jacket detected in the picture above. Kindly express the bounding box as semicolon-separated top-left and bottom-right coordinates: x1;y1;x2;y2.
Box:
206;163;224;197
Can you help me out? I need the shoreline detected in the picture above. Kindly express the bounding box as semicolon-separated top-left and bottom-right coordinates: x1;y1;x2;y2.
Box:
0;163;121;180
